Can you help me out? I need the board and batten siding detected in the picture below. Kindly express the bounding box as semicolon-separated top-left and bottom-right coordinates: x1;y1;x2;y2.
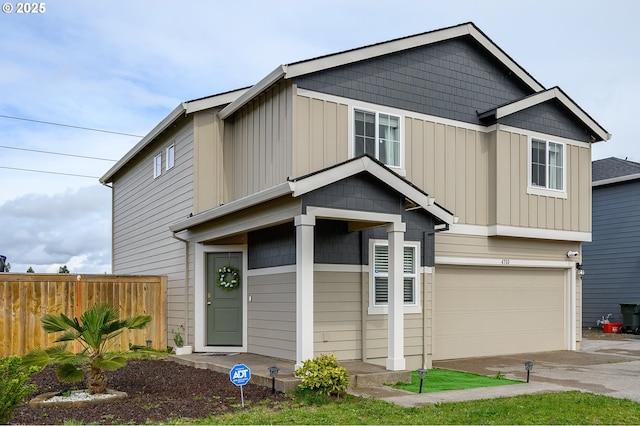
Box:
247;272;296;360
293;93;350;178
493;129;591;232
224;82;294;202
112;119;194;338
193;110;225;214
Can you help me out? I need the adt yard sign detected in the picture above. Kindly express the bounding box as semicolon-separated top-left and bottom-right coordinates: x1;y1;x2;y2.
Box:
230;363;251;386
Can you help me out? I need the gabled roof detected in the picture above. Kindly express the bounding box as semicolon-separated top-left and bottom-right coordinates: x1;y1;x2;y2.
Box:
219;22;544;119
478;87;611;142
169;155;456;233
100;88;248;183
593;157;640;187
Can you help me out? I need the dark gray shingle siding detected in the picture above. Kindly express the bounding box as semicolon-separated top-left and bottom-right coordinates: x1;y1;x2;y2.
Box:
294;37;533;125
500;100;593;142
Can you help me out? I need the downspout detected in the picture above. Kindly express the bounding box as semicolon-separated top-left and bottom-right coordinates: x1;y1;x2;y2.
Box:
172;231;190;346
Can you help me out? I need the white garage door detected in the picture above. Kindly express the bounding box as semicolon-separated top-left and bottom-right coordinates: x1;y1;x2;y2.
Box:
434;266;566;360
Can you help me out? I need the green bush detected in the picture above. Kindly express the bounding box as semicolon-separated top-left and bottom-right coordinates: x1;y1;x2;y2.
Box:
295;353;349;396
0;356;40;423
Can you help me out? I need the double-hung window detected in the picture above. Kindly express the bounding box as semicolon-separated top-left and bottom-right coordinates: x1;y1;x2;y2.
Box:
166;144;175;170
371;241;419;313
153;153;162;178
531;138;564;192
354;109;401;167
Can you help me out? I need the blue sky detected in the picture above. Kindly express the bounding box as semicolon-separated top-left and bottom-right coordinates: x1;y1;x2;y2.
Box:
0;0;637;273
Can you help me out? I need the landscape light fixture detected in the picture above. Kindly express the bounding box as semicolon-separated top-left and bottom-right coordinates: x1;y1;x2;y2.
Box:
268;366;280;393
524;361;534;383
146;339;152;348
416;368;428;393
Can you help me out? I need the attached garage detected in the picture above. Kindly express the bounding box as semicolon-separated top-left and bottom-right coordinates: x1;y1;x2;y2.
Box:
433;265;568;360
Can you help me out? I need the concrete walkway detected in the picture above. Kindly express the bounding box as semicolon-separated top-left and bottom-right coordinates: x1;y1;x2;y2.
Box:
355;331;640;406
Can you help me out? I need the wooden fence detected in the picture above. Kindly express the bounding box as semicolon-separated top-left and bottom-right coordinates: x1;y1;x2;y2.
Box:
0;274;166;357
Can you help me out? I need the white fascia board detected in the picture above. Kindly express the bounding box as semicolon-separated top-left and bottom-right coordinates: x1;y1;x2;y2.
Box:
169;181;293;233
593;172;640;187
435;256;574;269
495;88;611;142
100;103;186;183
285;25;468;79
489;225;592;242
467;25;544;92
218;66;286;119
184;88;250;114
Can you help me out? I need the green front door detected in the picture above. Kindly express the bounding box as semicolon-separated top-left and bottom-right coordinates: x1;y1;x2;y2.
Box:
206;252;243;346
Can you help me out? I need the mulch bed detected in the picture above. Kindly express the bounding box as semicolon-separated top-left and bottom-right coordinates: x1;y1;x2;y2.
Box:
10;358;289;424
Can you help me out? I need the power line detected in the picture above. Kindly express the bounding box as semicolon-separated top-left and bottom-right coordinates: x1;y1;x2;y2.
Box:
0;144;117;162
0;165;100;179
0;114;144;138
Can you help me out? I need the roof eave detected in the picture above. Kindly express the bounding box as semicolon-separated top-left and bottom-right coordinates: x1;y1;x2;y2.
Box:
100;103;187;184
218;66;287;120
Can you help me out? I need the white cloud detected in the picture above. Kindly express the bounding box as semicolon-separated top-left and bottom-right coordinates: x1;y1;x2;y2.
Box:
0;186;112;274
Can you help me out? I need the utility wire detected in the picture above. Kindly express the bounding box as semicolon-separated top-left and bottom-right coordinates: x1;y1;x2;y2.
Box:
0;114;143;138
0;165;100;179
0;144;117;162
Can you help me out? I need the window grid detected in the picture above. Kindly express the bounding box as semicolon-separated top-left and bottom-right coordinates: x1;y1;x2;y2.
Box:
531;138;564;191
354;109;401;168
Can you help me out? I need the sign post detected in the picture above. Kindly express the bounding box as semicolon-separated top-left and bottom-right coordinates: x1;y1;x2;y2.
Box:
229;363;251;408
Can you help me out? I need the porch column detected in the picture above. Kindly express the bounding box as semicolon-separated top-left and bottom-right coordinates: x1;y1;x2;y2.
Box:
386;221;406;371
295;214;315;369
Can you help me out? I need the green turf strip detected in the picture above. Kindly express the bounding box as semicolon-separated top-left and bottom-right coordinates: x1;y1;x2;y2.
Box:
392;368;522;393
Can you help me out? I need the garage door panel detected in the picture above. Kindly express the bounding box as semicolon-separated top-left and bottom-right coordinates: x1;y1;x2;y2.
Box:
434;266;566;360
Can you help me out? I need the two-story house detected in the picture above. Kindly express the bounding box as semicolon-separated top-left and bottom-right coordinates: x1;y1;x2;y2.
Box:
100;22;610;371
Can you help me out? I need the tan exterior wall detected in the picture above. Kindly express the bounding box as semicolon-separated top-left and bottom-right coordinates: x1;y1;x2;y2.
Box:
194;110;225;214
293;93;350;177
247;271;296;360
405;119;490;226
435;233;581;261
225;82;294;201
494;128;592;232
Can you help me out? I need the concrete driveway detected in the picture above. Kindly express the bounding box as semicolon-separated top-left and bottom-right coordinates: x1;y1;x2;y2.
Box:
353;332;640;406
432;333;640;403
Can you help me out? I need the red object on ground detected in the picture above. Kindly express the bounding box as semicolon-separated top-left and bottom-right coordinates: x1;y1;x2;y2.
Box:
602;322;623;333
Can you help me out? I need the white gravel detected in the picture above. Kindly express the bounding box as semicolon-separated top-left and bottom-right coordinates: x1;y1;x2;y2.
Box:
44;390;118;403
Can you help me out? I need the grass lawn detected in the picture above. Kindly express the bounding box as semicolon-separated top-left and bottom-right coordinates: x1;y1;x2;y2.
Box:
179;391;640;425
392;369;522;393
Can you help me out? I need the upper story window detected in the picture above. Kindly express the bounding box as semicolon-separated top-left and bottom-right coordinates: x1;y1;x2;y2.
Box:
166;144;175;170
153;153;162;178
354;109;401;168
370;241;419;314
530;138;565;192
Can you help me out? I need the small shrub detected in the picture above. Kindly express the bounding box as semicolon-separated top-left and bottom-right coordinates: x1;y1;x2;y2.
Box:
294;353;349;396
0;356;40;423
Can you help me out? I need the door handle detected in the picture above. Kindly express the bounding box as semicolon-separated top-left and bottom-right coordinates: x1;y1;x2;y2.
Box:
207;293;212;305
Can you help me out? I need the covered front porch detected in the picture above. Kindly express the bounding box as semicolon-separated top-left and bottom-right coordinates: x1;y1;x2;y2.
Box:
169;351;411;393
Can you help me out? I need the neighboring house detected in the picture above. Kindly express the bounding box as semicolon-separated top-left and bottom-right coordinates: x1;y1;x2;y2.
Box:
100;22;610;371
582;158;640;327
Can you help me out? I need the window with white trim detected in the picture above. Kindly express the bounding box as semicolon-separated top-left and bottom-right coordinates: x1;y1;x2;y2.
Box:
354;109;401;167
531;138;564;191
371;242;418;307
166;144;175;170
153;153;162;178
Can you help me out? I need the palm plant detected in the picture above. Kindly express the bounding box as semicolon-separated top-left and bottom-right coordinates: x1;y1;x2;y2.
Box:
22;302;153;394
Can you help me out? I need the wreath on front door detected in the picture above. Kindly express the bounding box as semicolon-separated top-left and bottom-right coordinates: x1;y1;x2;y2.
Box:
217;265;240;291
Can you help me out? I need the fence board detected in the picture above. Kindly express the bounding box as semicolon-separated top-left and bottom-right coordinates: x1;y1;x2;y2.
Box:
0;274;167;357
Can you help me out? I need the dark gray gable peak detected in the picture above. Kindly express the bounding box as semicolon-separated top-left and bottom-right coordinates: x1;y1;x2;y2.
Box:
219;22;545;120
169;155;456;233
478;87;611;142
289;155;455;224
593;157;640;187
